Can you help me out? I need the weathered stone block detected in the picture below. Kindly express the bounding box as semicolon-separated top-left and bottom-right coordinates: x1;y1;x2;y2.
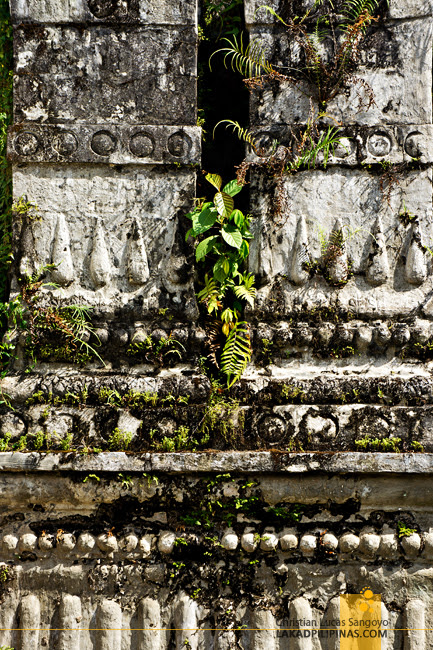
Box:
11;165;198;320
10;0;197;25
248;20;432;126
245;0;433;25
13;25;197;125
248;167;433;319
8;124;201;165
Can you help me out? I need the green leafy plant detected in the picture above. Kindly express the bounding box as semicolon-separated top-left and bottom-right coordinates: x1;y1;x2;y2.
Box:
150;425;209;452
142;472;159;486
59;432;74;451
127;334;185;365
355;436;402;452
0;432;11;451
170;561;186;578
209;0;382;219
216;1;380;108
117;473;134;490
397;521;417;538
0;261;104;372
82;474;100;483
186;173;255;386
0;565;9;583
268;503;303;522
107;428;133;451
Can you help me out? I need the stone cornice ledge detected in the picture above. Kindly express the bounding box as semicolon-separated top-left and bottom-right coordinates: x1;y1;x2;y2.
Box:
0;451;432;473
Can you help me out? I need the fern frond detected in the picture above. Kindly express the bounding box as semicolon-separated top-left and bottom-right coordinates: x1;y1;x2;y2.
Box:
214;120;257;149
210;34;273;78
233;273;256;307
220;321;252;387
342;0;380;25
255;5;289;26
197;274;222;315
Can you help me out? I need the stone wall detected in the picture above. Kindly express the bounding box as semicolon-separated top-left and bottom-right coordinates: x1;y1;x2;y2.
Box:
3;0;433;647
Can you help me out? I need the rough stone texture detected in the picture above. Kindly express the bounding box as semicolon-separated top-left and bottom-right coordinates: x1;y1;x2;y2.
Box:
3;0;433;644
8;124;201;165
249;167;433;315
11;165;198;321
10;0;197;24
249;19;432;126
0;467;429;648
13;25;197;126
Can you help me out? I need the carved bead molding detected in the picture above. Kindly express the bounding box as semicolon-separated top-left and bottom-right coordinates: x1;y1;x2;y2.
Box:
0;527;429;563
247;125;433;166
8;125;201;165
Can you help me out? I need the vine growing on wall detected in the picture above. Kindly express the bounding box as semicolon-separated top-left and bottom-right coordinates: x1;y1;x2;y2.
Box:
189;0;387;386
186;173;255;387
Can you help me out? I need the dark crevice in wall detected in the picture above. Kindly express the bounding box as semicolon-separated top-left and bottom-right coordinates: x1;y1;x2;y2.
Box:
196;0;249;211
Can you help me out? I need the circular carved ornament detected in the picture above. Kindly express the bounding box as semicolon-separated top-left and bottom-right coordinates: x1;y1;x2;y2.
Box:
87;0;117;18
14;132;39;156
258;415;287;445
167;131;192;158
253;132;275;158
367;132;392;158
91;130;117;156
129;132;155;158
404;132;423;159
52;131;78;157
333;137;354;159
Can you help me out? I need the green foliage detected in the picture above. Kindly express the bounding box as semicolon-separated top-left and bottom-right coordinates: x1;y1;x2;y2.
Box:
150;425;209;453
355;436;402;452
117;473;134;490
287;123;347;172
0;432;10;451
107;428;133;451
397;521;417;538
281;384;307;403
142;472;159;486
0;261;104;372
201;0;243;41
210;0;381;202
186;174;254;386
220;321;252;387
180;476;261;529
0;565;9;583
197;385;244;446
127;334;185;365
211;33;274;78
342;0;383;25
82;474;100;483
59;432;74;451
267;504;303;522
170;561;186;578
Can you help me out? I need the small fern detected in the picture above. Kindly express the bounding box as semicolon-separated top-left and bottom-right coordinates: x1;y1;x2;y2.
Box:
214;119;279;158
289;126;346;171
221;321;252;388
342;0;381;25
197;274;222;315
210;34;274;78
214;119;257;149
233;273;256;308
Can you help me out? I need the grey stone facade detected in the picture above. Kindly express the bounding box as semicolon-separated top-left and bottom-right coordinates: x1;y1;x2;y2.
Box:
3;0;433;647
